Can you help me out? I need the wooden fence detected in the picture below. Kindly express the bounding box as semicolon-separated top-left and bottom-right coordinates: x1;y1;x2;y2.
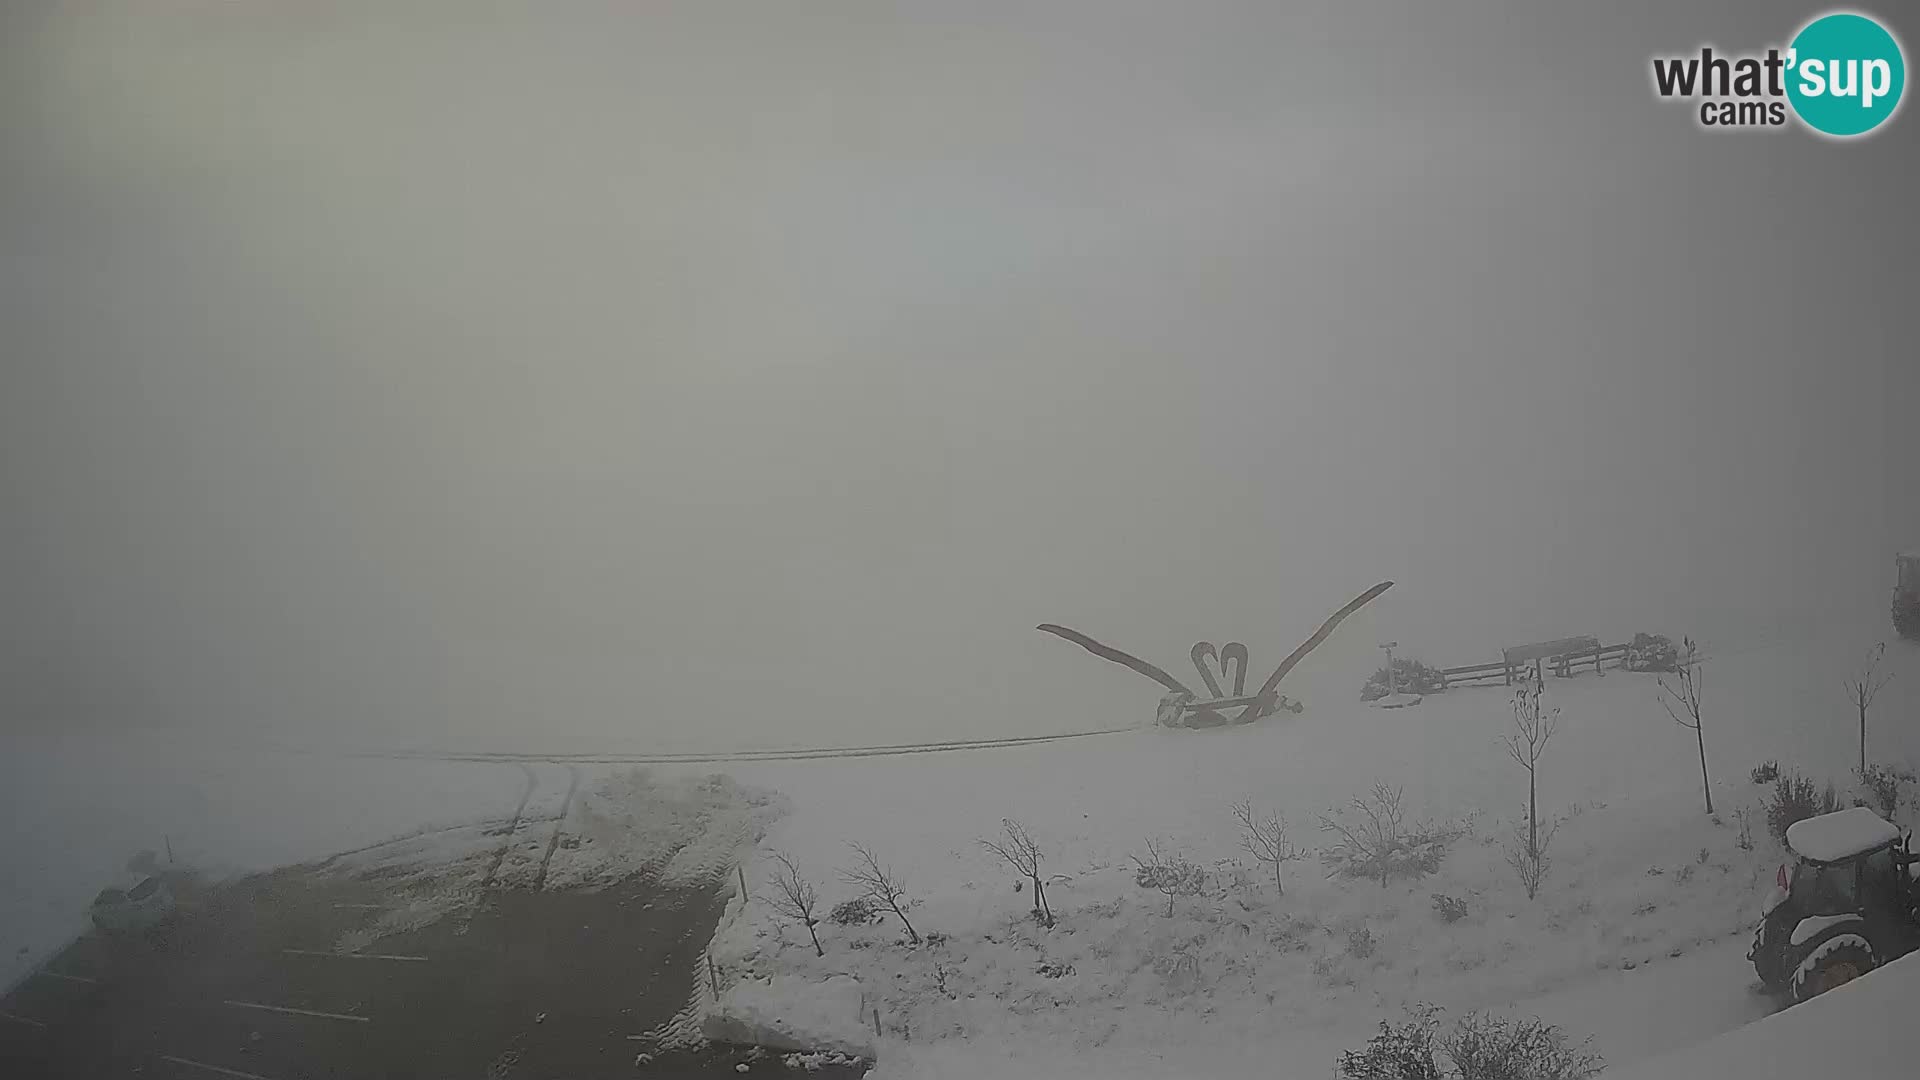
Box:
1438;642;1631;689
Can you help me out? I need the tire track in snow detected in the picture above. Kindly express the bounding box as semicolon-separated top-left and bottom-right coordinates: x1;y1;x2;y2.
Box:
533;765;581;891
481;762;540;888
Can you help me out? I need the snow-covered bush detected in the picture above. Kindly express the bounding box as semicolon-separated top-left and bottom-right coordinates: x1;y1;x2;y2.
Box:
1764;771;1840;844
828;896;882;926
1335;1006;1601;1080
1442;1012;1602;1080
1625;633;1678;673
1856;764;1912;822
1336;1004;1444;1080
1362;657;1446;701
1320;785;1467;887
1131;839;1209;917
1431;894;1469;923
1750;759;1780;784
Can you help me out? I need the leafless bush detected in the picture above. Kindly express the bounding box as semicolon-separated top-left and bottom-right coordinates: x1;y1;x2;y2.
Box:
1750;759;1780;784
1503;816;1557;900
1857;763;1908;821
1442;1012;1602;1080
1232;798;1305;896
980;819;1052;927
1346;925;1377;958
839;842;919;944
1336;1004;1444;1080
762;850;824;956
1320;783;1460;887
829;896;882;926
1733;805;1755;851
1131;839;1209;917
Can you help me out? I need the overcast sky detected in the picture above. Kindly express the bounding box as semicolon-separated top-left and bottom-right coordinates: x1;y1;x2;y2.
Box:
4;2;1916;750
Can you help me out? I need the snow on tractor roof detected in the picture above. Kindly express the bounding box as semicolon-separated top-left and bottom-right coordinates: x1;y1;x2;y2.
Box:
1785;806;1900;863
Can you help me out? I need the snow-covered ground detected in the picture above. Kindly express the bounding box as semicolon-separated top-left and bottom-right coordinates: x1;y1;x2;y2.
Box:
704;630;1920;1077
5;627;1916;1076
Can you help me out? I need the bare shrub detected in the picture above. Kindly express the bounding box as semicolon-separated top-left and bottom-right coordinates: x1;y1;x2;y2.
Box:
1750;759;1780;784
1442;1012;1602;1080
839;842;919;944
1431;894;1470;923
1131;839;1209;917
1844;643;1894;775
1347;925;1377;958
979;819;1052;927
762;850;824;956
1232;798;1305;896
1319;782;1418;888
1733;805;1755;851
1335;1006;1601;1080
1503;816;1557;900
1857;763;1907;822
1658;638;1714;814
1765;771;1840;844
1336;1004;1444;1080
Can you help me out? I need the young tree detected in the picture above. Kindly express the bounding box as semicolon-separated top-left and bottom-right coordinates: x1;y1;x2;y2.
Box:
1501;677;1559;869
762;850;824;956
1658;638;1713;815
1131;839;1209;917
1318;782;1412;889
1231;798;1304;896
1844;643;1894;775
979;819;1052;927
839;842;919;944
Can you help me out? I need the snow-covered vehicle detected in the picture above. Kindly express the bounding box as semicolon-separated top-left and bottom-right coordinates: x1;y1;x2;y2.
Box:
1895;551;1920;640
1748;807;1920;1003
90;874;176;934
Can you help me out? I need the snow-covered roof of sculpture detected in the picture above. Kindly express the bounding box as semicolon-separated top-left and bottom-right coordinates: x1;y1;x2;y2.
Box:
1785;806;1900;863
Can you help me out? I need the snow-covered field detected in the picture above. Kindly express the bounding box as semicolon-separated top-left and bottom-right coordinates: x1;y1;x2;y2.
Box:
5;626;1916;1077
702;630;1920;1077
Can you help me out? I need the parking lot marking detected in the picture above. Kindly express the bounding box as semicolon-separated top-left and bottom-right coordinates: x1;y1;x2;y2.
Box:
159;1054;278;1080
282;948;427;962
0;1010;48;1028
33;970;98;984
223;1000;371;1023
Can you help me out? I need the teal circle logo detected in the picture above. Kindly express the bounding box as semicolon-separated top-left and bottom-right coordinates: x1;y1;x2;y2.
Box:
1787;12;1906;137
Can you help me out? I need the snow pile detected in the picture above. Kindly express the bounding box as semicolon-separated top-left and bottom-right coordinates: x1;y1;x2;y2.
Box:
1782;805;1900;862
1607;952;1918;1080
702;974;875;1058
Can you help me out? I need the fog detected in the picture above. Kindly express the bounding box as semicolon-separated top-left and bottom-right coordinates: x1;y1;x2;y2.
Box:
4;2;1916;752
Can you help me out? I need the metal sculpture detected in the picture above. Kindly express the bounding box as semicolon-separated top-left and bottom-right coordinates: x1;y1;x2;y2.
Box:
1037;580;1394;727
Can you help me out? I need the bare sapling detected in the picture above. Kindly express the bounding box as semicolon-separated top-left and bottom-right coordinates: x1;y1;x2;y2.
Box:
1232;798;1304;896
1844;643;1893;776
1658;638;1713;814
980;819;1053;927
840;842;920;944
1501;676;1559;886
763;850;824;956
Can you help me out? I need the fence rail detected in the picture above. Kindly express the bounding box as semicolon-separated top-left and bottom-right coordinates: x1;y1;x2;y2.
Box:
1438;642;1632;689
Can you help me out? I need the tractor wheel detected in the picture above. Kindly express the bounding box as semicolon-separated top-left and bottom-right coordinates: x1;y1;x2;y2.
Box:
1790;941;1875;1004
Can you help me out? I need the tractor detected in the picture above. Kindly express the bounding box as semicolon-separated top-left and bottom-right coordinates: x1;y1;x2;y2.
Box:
1895;551;1920;640
1748;806;1920;1003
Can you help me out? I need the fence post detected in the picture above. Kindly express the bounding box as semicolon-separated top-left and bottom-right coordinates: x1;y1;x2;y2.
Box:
737;865;748;901
872;1008;881;1039
708;955;719;998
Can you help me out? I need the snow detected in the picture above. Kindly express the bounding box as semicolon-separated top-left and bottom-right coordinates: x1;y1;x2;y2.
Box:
702;974;876;1058
1608;953;1919;1080
702;630;1920;1077
1788;912;1862;946
1784;806;1900;863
